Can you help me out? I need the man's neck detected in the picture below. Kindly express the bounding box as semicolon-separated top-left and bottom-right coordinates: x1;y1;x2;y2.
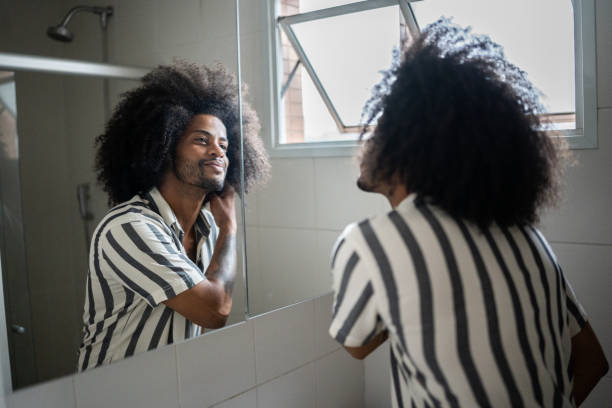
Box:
385;184;409;209
158;172;207;235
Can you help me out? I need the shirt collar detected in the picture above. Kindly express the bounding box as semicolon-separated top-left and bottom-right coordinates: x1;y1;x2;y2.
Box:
145;187;211;240
395;193;418;211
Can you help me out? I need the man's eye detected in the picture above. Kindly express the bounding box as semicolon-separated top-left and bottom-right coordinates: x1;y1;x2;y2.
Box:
221;145;228;151
197;137;208;144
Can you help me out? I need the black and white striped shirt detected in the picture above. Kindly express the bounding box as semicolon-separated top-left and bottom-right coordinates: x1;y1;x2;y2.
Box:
78;188;218;371
329;195;587;407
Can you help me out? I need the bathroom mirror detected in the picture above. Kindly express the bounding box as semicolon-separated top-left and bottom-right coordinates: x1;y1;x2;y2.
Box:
239;0;394;317
0;0;245;390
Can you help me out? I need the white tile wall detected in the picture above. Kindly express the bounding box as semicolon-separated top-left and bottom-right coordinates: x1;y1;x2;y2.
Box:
364;342;390;408
256;363;316;408
4;296;363;408
313;157;388;230
238;0;268;36
596;0;612;108
177;321;256;408
74;344;179;408
258;158;317;228
158;0;205;49
252;299;315;383
314;293;340;358
6;376;75;408
582;376;612;408
314;348;364;408
551;242;612;359
198;0;237;42
211;388;256;408
109;3;160;62
539;108;612;245
257;227;318;311
315;230;340;295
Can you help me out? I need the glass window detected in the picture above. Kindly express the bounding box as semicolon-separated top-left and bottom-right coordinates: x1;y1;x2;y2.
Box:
273;0;596;151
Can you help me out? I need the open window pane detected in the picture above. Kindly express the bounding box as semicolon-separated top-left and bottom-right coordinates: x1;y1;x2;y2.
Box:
411;0;575;116
291;6;401;128
297;0;359;13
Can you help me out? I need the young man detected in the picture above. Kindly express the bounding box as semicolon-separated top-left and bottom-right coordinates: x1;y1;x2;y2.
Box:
78;62;269;371
329;20;608;407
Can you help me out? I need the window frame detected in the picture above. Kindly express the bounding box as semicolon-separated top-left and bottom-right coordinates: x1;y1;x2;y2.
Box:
266;0;597;157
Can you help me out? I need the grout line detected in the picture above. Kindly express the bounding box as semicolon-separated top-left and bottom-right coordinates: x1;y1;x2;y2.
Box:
71;375;78;408
174;345;183;408
549;240;612;247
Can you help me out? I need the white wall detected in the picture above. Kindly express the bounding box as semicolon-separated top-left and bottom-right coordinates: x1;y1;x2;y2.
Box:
4;293;365;408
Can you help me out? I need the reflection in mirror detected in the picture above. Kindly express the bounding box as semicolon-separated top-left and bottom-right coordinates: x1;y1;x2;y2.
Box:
240;0;389;316
0;0;246;391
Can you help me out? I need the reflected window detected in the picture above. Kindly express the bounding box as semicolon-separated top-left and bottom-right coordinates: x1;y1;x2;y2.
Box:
274;0;596;149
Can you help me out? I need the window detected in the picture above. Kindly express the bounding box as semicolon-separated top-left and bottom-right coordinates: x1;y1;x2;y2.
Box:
270;0;596;154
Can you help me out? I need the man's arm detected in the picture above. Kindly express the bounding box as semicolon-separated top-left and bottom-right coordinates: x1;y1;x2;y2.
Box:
163;187;237;329
344;330;389;360
570;321;609;406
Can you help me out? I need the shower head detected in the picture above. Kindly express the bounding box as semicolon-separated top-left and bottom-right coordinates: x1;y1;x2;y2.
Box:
47;5;113;43
46;25;74;42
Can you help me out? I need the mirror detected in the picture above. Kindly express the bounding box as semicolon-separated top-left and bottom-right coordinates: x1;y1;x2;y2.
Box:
0;0;244;390
239;0;390;316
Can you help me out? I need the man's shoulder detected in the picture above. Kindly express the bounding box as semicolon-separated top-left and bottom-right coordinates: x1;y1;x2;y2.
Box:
344;198;433;245
94;196;166;237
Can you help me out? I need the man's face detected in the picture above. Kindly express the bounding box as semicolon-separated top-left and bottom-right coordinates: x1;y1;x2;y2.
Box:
173;114;229;192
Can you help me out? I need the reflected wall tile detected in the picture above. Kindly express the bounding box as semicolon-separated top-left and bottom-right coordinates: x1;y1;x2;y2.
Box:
211;388;257;408
29;287;79;382
540;108;612;244
315;348;364;408
239;31;267;90
177;321;256;408
313;157;388;230
314;293;340;358
74;344;179;408
581;376;612;408
597;0;612;108
160;36;238;72
109;5;160;62
199;0;237;41
550;242;612;358
258;158;316;228
7;376;76;408
258;227;317;312
252;300;315;383
256;363;316;408
243;191;260;227
158;0;203;49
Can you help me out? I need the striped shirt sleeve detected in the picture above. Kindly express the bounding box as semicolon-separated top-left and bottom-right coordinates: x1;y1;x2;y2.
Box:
329;225;384;347
98;218;205;307
562;271;587;336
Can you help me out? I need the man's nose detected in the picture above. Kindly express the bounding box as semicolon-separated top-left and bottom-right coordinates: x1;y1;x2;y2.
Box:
210;143;225;158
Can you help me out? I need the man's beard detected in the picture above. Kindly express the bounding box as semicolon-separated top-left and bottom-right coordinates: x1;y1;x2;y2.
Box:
356;175;376;192
174;158;225;192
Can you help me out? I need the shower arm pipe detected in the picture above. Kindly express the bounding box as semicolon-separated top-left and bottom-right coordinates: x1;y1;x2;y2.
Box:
58;5;113;29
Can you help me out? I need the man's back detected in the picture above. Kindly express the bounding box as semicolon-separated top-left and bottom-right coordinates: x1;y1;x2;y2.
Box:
329;195;585;407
